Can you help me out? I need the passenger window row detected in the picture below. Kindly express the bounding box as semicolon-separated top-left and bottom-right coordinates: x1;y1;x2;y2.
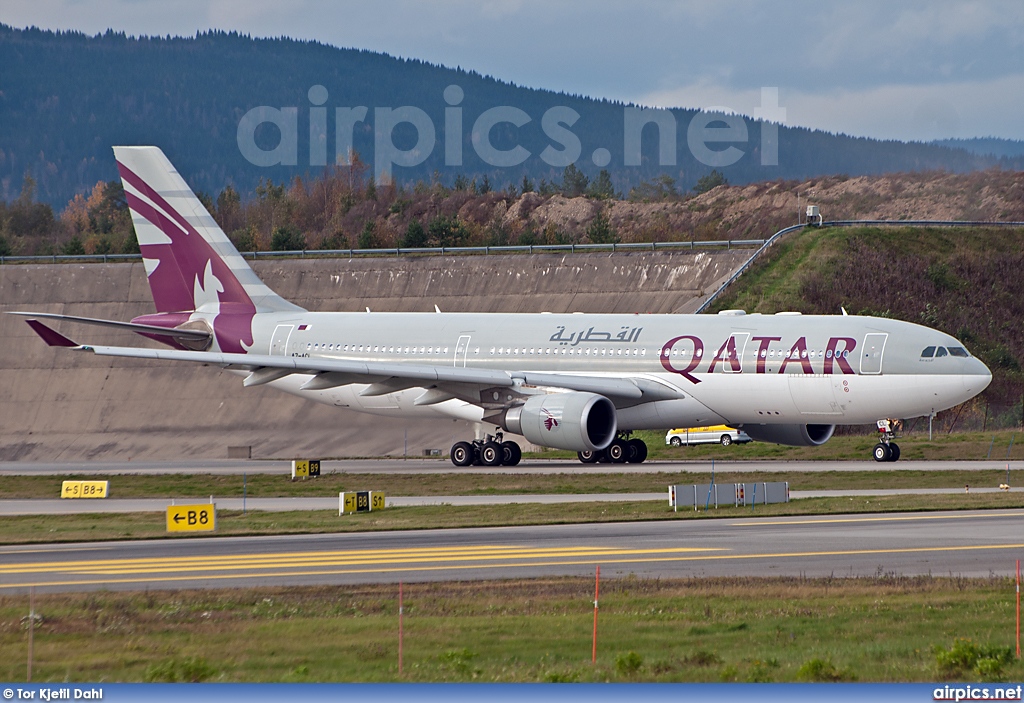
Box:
489;347;647;357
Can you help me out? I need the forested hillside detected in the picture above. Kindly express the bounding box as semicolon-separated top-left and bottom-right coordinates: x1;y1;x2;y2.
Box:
1;24;1018;209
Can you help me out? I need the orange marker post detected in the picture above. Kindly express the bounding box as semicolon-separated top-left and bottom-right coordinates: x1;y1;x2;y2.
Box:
399;581;404;675
592;565;600;664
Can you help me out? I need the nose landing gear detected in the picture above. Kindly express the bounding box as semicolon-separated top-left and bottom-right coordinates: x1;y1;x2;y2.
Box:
450;431;522;467
872;419;902;462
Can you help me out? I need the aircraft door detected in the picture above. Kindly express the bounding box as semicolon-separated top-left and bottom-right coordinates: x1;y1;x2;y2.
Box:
860;333;888;375
270;324;294;356
454;335;471;367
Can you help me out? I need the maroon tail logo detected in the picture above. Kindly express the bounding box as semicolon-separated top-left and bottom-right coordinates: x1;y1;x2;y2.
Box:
117;161;255;354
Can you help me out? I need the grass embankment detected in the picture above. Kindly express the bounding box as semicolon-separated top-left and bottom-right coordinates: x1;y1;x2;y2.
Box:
706;225;1024;412
2;577;1020;682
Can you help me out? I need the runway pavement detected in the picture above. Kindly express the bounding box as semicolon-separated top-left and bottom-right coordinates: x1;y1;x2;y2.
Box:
1;458;1020;475
1;509;1021;593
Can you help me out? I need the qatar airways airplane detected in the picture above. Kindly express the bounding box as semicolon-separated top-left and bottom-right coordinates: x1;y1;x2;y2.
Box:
16;147;992;466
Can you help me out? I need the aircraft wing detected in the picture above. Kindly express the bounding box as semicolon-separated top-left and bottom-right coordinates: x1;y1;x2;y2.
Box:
23;319;682;404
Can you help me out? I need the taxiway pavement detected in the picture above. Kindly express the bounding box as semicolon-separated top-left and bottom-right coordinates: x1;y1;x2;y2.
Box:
1;509;1021;593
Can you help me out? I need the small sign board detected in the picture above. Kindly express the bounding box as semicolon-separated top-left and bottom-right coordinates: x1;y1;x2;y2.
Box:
291;459;322;479
166;504;216;532
339;491;385;514
60;480;109;499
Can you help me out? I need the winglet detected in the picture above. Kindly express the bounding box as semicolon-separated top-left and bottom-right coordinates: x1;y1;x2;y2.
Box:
25;319;79;347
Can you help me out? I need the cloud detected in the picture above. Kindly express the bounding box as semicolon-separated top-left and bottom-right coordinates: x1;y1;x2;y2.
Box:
640;73;1024;141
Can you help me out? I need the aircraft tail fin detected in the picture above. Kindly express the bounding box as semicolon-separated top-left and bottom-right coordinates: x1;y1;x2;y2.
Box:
113;146;303;317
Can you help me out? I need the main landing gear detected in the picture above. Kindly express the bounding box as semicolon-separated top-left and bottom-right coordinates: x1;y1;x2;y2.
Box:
577;433;648;464
872;418;901;462
450;431;522;467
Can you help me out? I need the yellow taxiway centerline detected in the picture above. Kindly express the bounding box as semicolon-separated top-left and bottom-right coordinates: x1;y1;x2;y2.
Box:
2;542;1023;590
0;546;722;575
733;511;1024;526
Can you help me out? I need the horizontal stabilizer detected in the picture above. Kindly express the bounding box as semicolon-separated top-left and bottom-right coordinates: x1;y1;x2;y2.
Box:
9;311;211;341
24;319;79;347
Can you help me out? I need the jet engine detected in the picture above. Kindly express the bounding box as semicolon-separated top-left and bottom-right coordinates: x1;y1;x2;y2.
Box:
502;392;617;452
740;423;835;447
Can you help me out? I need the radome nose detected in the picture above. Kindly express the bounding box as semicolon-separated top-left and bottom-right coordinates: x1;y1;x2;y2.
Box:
963;357;992;395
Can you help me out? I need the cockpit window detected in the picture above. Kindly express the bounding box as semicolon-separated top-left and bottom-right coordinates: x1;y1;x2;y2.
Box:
935;347;948;357
947;346;969;357
921;346;936;358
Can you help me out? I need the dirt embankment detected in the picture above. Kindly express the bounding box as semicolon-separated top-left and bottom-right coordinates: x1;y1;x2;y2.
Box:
497;170;1024;244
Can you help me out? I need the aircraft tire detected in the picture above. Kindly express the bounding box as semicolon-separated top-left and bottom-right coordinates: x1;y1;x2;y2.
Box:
887;442;901;462
451;441;475;467
501;441;522;466
577;450;599;463
607;439;629;464
480;441;503;466
627;438;648;463
872;443;891;462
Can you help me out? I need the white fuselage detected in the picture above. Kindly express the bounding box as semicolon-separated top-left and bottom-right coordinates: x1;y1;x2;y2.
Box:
233;309;991;430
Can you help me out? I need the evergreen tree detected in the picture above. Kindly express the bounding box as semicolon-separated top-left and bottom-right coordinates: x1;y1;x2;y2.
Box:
586;211;618;244
628;174;679;202
520;175;535;194
402;220;427;248
587;169;616;199
427;215;468;247
561;164;589;197
358;220;377;249
62;235;85;255
693;169;728;194
365;175;377;201
479;174;491;194
270;225;306;251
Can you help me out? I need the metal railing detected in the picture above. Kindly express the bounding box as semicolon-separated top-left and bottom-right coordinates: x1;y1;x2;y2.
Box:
694;219;1024;314
0;238;767;265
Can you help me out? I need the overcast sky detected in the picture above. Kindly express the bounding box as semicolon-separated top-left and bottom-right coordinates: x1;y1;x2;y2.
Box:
5;0;1024;142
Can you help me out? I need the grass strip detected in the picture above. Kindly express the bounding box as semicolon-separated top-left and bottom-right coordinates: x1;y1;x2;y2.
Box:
1;575;1021;682
1;493;1022;545
1;468;1021;499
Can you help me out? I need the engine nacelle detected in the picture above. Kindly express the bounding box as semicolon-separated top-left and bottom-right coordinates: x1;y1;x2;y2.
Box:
740;423;835;447
503;392;617;452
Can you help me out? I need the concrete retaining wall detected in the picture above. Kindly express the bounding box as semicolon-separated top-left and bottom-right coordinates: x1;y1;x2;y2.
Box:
0;249;749;461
